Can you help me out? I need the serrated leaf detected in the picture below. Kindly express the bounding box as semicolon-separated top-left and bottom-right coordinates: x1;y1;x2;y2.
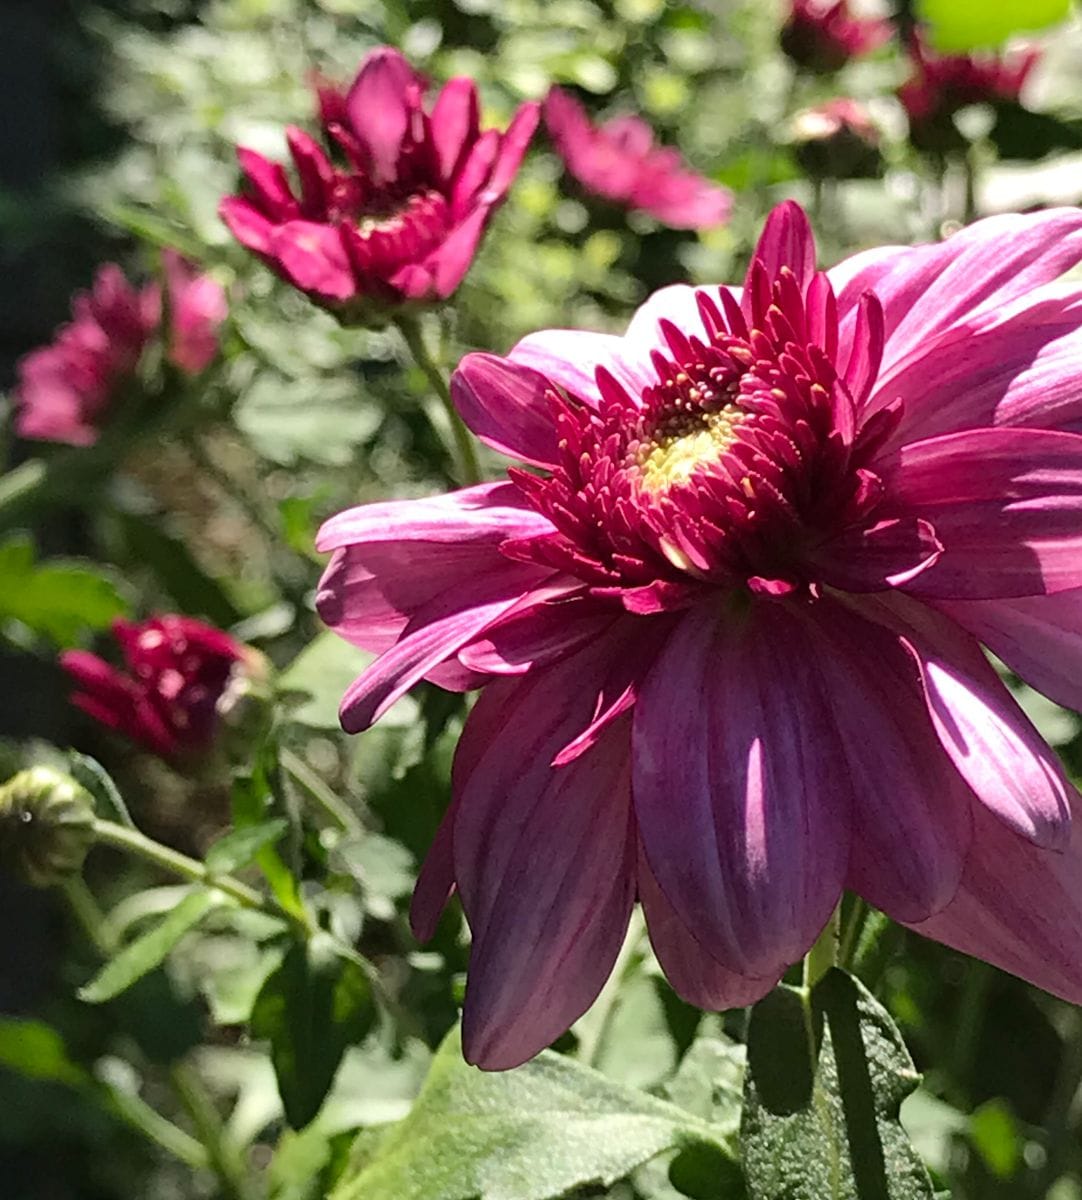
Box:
331;1026;738;1200
79;889;219;1004
205;818;289;873
0;1019;92;1088
916;0;1070;50
0;536;128;647
741;968;935;1200
252;934;376;1130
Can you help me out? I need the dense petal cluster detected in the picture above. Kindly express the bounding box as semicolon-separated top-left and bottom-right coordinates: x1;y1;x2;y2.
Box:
318;201;1082;1069
543;88;731;230
14;253;226;447
899;36;1039;151
62;615;254;760
220;47;539;316
779;0;891;73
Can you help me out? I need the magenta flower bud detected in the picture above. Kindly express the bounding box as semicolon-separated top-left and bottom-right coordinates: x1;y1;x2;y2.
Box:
14;257;227;447
542;88;731;231
219;46;540;320
61;615;262;761
790;98;881;179
319;201;1082;1069
780;0;891;74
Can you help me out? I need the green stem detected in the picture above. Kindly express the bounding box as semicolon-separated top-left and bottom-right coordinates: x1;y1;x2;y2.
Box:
837;897;870;973
395;315;483;486
280;747;362;837
91;817;300;930
170;1063;253;1200
804;906;840;990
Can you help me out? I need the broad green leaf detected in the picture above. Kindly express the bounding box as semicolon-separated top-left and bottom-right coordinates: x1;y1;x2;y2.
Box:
916;0;1070;50
79;889;219;1004
0;536;128;647
206;818;289;873
280;633;376;729
0;1019;92;1088
969;1099;1022;1180
332;1026;738;1200
741;969;935;1200
252;934;377;1130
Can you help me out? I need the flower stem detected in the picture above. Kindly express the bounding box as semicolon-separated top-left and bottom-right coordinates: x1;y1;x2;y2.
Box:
395;314;483;486
169;1062;254;1200
837;897;870;972
803;906;840;990
279;746;362;837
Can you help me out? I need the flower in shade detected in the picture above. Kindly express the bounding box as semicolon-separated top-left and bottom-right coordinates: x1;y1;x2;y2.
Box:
14;254;227;447
543;88;731;231
62;615;258;760
318;201;1082;1070
219;47;540;318
790;98;881;179
899;36;1039;153
780;0;891;74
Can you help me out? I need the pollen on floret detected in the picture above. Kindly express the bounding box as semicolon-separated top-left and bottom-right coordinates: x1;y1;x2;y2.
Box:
636;402;746;492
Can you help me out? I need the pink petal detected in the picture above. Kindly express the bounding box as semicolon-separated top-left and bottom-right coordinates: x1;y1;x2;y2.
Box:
809;515;942;591
218;197;275;256
236;147;298;217
451;352;559;467
449;129;499;216
453;661;636;1070
429;77;480;184
883;427;1082;598
345;46;424;184
632;600;849;979
401;203;492;300
268;221;355;301
638;848;779;1011
509;329;651;408
477;101;541;205
937;588;1082;713
458;594;614;676
744;201;816;298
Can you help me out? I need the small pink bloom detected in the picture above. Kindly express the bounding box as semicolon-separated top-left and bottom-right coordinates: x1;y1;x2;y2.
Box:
780;0;891;73
219;47;540;316
899;36;1039;151
319;202;1082;1068
791;98;881;178
163;250;228;375
543;88;731;231
62;615;253;760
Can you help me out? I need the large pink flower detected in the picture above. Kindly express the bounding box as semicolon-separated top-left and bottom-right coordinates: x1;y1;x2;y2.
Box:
543;88;731;231
219;47;539;316
15;255;226;446
780;0;891;74
62;615;253;760
318;202;1082;1069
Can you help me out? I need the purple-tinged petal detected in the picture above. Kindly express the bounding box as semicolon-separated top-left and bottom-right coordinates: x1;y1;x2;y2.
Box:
397;203;491;300
344;46;424;184
449;129;500;216
882;427;1082;599
632;600;849;978
218;197;275;256
745;201;816;298
638;848;779;1011
236;147;298;218
809;515;942;592
509;329;652;407
458;594;612;676
429;76;480;184
453;657;637;1069
908;792;1082;1006
840;291;884;411
267;221;355;301
474;101;541;205
410;802;457;940
937;589;1082;713
451;352;559;467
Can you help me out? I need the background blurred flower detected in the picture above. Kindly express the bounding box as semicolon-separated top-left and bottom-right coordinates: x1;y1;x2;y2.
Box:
319;202;1082;1069
219;46;539;318
899;35;1039;153
543;87;731;230
13;256;226;446
789;98;882;178
61;615;257;760
779;0;891;74
0;766;96;888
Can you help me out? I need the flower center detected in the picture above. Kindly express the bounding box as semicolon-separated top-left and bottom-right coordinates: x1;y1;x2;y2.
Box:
636;402;746;492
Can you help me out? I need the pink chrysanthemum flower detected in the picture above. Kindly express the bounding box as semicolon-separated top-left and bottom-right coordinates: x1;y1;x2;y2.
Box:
14;253;227;447
318;202;1082;1069
219;47;539;317
62;616;254;760
780;0;891;74
542;88;732;231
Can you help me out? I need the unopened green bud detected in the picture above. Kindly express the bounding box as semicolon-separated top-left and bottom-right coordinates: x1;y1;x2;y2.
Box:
0;767;97;888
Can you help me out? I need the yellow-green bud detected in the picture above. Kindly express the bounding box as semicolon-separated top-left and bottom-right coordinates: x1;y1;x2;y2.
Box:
0;767;97;888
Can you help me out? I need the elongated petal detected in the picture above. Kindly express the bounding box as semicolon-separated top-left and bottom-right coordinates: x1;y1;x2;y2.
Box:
453;657;637;1069
345;47;423;183
638;848;779;1011
268;221;355;301
938;589;1082;713
451;353;559;467
218;197;274;255
477;101;541;204
509;329;651;407
809;515;942;591
458;596;614;676
745;201;816;297
909;793;1082;1006
399;204;491;300
883;427;1082;598
410;802;457;940
632;600;849;978
429;76;480;184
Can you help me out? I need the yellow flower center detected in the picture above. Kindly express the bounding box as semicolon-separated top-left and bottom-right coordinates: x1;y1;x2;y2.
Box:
637;402;746;492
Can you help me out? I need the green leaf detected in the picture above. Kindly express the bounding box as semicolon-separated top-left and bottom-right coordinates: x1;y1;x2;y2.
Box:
969;1099;1022;1180
205;818;289;873
916;0;1070;50
252;934;377;1130
0;536;128;647
741;968;935;1200
0;1019;92;1088
279;633;377;729
78;889;220;1004
231;749;307;922
331;1026;737;1200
